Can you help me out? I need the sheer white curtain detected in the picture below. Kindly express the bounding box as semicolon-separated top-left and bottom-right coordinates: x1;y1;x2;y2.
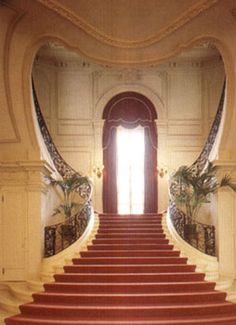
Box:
117;126;144;214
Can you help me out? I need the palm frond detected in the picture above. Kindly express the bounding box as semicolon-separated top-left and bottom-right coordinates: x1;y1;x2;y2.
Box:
170;160;236;224
220;174;236;191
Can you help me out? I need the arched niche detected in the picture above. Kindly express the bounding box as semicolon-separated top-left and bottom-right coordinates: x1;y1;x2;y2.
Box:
95;84;165;121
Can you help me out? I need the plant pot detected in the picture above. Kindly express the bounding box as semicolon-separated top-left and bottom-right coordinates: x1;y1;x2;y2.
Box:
184;223;197;244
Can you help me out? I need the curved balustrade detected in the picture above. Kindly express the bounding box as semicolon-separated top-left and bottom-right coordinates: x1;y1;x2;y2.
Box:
44;201;92;257
169;201;215;256
32;81;76;179
191;81;225;174
32;80;93;256
169;81;225;256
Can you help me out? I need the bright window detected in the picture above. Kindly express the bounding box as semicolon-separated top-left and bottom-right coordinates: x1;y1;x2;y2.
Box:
117;126;144;214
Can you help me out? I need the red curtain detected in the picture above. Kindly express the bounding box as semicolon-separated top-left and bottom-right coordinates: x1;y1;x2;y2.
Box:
103;128;118;213
144;127;157;213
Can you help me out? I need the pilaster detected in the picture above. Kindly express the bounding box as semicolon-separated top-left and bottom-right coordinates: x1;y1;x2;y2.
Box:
0;160;54;280
92;121;104;213
214;160;236;278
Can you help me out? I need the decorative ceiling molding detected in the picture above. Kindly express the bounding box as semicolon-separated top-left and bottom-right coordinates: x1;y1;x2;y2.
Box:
36;0;219;49
1;1;25;143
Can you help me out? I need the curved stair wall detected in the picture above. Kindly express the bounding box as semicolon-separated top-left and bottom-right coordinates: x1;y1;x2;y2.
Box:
41;210;99;282
5;213;236;325
164;211;219;281
168;82;226;256
0;213;99;322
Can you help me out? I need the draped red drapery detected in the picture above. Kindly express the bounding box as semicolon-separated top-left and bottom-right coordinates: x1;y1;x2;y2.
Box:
102;92;158;214
102;127;118;213
144;128;157;213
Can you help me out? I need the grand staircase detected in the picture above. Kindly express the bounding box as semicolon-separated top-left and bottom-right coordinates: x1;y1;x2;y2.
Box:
5;213;236;324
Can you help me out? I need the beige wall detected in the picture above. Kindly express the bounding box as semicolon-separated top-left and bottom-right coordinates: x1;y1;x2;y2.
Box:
0;0;236;279
33;52;225;214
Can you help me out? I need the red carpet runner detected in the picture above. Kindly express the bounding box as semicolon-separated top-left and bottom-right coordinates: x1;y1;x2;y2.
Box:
5;213;236;324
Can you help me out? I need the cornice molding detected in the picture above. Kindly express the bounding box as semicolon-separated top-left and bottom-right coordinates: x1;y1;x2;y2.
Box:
0;161;54;190
0;160;54;173
36;0;219;49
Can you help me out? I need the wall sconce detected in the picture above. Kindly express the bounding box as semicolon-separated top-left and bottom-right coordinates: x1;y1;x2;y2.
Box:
157;165;168;178
93;165;104;178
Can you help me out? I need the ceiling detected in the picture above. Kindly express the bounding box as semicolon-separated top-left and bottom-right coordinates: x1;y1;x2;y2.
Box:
36;41;221;68
36;0;219;49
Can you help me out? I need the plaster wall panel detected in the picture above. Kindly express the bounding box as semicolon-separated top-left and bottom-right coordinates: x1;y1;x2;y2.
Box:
33;67;52;119
204;64;225;120
0;6;20;142
59;150;92;176
167;121;202;135
57;122;93;136
56;136;92;149
169;149;200;170
95;72;124;100
1;189;26;280
167;136;203;147
57;71;92;120
168;71;202;120
141;72;163;98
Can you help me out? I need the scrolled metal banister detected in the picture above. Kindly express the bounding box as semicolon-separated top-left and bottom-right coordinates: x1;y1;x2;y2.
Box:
169;81;226;256
32;81;92;201
44;200;92;257
191;81;225;174
32;79;93;256
169;201;216;256
196;221;216;256
32;80;77;179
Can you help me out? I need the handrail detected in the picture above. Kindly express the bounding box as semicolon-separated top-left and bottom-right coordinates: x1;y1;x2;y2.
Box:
32;79;93;256
44;200;92;257
32;80;76;179
32;79;92;201
191;81;225;173
168;81;226;256
169;201;215;256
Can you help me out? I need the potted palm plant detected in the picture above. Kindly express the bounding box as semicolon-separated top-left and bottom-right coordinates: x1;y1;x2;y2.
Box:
48;173;90;239
170;161;236;242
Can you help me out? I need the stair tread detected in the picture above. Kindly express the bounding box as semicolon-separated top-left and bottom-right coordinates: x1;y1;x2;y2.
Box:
23;301;235;309
6;315;236;324
34;291;223;297
6;213;234;324
45;281;213;285
69;262;188;265
59;272;199;275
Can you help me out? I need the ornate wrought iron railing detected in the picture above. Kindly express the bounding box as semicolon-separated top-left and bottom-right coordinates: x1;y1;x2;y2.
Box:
169;81;225;256
32;81;76;179
32;80;93;256
169;201;216;256
191;81;225;174
44;201;92;257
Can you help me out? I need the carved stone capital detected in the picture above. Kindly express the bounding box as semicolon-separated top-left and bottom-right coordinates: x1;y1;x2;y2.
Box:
0;160;54;191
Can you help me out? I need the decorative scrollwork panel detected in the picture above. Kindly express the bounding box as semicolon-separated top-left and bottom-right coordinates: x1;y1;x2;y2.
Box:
44;201;92;257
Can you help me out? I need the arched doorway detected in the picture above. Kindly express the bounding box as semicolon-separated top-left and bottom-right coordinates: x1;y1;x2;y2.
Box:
102;92;158;214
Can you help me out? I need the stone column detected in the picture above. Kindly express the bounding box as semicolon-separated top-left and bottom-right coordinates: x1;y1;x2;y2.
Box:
156;120;169;212
0;160;53;281
24;161;54;279
215;160;236;278
92;121;104;213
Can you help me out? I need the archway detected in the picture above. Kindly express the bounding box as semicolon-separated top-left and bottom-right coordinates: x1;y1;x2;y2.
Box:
102;92;158;214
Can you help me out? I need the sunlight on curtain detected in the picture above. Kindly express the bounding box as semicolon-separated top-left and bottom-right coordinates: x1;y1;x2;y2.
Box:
117;126;144;214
